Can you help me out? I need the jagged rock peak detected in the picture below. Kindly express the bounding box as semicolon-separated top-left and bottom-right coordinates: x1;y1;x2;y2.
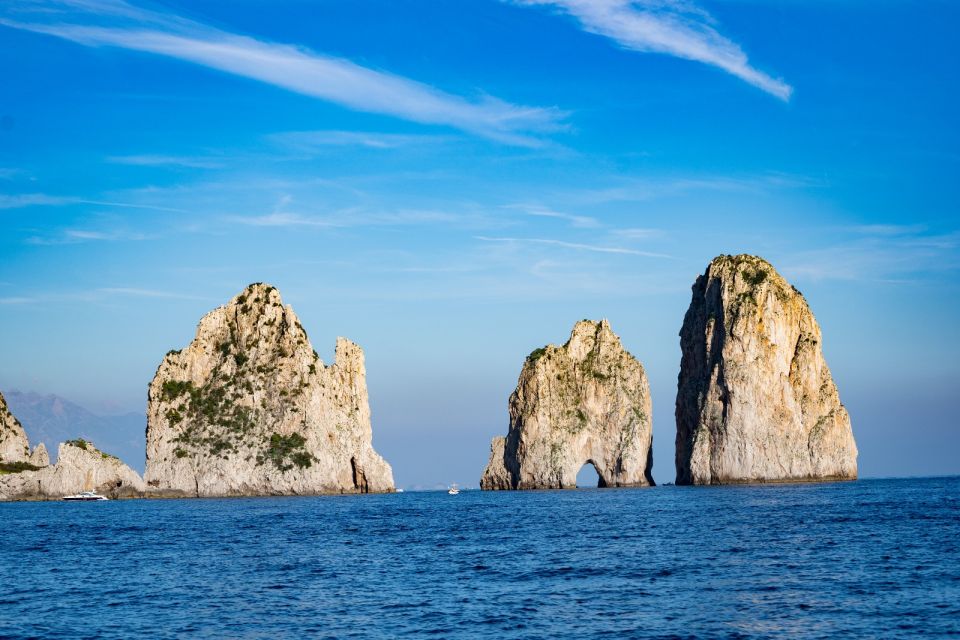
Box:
29;442;49;467
481;319;654;490
144;283;394;497
0;390;32;464
675;254;858;485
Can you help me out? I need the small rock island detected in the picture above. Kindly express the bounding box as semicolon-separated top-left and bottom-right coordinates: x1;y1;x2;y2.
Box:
675;254;858;485
144;283;394;497
481;319;654;490
2;390;145;500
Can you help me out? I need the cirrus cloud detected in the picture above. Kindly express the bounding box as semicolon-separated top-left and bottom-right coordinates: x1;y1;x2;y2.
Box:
0;0;565;145
511;0;792;100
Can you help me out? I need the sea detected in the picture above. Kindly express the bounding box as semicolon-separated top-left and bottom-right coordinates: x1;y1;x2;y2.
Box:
1;477;958;639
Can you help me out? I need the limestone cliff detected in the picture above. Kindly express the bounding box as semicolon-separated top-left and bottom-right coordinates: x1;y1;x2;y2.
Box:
481;320;654;490
144;283;394;496
675;254;858;485
0;390;31;464
0;440;145;500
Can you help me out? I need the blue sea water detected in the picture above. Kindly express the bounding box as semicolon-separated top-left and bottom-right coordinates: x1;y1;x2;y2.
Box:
1;477;958;639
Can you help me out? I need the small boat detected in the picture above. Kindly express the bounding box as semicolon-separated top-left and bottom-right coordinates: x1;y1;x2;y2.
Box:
63;491;108;502
447;484;460;495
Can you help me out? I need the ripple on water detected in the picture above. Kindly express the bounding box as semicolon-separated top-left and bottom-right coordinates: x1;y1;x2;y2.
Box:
0;478;958;638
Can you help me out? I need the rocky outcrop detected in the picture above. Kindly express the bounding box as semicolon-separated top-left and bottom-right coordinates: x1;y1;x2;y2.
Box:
0;390;50;467
481;320;654;490
144;283;394;497
29;442;49;467
0;440;145;500
675;254;858;485
0;390;31;464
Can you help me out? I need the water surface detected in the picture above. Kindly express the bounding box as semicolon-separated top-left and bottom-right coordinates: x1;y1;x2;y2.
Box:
1;477;958;638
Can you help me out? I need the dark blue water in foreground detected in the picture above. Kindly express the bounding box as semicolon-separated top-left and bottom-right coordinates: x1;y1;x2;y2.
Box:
1;477;959;639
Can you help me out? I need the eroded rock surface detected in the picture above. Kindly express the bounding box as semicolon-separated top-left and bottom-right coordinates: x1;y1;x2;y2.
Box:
0;440;145;500
675;254;858;485
0;390;31;464
481;320;654;490
144;283;394;496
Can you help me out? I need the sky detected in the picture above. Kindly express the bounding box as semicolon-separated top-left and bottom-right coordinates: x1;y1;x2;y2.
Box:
0;0;957;488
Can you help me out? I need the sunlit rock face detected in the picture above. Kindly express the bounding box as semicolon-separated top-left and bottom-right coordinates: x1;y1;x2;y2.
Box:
481;320;654;490
675;254;858;485
0;440;145;501
145;283;394;497
0;390;31;464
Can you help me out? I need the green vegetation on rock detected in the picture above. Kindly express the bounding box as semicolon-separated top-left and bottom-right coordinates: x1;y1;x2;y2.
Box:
527;346;548;363
0;461;43;474
742;267;769;287
257;432;314;472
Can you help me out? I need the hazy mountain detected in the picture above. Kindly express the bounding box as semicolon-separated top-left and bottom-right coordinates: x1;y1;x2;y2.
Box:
3;390;145;473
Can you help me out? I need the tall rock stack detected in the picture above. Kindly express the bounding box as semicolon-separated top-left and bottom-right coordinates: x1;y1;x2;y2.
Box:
675;254;858;485
144;283;394;497
481;319;654;490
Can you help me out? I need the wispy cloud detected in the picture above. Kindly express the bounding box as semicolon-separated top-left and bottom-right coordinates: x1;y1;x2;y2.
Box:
504;203;599;228
613;227;664;239
0;193;76;209
106;154;224;169
0;192;184;212
96;287;203;299
223;192;499;230
227;207;480;230
781;226;960;283
512;0;792;100
26;230;150;245
848;223;928;237
228;212;340;229
0;287;204;305
562;172;816;205
476;235;670;257
1;0;564;145
269;130;453;151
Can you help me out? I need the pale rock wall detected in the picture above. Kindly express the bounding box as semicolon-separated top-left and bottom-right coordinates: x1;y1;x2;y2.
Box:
0;440;145;500
675;254;858;485
0;390;31;464
481;320;654;490
144;283;394;497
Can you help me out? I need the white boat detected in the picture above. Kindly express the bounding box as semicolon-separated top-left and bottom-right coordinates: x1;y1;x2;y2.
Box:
63;491;108;501
447;484;460;495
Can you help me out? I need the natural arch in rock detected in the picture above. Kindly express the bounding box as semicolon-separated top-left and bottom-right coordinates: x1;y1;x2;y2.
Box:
481;319;655;490
576;461;605;488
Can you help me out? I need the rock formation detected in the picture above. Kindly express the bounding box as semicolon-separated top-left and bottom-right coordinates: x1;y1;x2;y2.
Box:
0;440;145;501
29;442;49;467
675;254;858;485
481;319;654;490
0;390;41;465
144;283;394;497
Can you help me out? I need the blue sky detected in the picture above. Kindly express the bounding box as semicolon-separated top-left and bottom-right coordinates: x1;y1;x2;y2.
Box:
1;0;957;487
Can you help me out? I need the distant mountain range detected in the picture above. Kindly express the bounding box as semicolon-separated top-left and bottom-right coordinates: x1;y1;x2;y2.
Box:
3;390;145;473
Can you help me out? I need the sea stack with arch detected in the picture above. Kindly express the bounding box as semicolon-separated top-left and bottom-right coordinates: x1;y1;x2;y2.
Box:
481;319;654;490
144;283;394;496
675;254;858;485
